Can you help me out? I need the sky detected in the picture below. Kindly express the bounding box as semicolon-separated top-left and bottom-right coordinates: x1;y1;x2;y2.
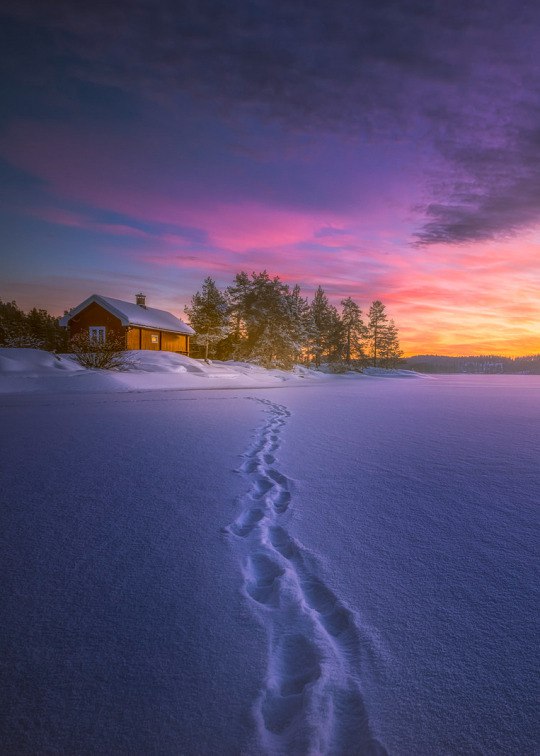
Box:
1;0;539;356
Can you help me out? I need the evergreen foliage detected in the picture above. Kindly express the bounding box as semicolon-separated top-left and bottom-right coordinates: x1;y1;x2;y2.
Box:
184;277;230;360
340;297;367;364
366;300;389;367
0;300;68;351
308;286;338;367
225;271;302;369
0;275;404;373
378;319;403;367
186;274;402;370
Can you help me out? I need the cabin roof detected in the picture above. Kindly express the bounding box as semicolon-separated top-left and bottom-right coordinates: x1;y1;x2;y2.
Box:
60;294;195;335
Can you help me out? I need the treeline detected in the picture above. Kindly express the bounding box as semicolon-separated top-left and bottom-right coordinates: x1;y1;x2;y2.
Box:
185;272;402;370
407;354;540;374
0;300;68;351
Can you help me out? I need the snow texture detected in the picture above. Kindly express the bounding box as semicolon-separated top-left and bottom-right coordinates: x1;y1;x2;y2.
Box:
0;355;538;755
224;398;386;754
0;349;338;394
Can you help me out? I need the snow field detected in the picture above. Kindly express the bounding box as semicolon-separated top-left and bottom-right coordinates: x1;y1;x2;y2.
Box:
274;376;539;755
0;348;308;393
0;370;537;754
0;392;268;754
0;348;422;394
224;398;387;754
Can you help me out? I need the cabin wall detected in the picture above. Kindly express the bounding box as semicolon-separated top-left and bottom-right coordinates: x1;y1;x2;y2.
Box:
140;329;161;351
68;302;125;343
126;327;142;350
160;332;189;354
125;328;189;353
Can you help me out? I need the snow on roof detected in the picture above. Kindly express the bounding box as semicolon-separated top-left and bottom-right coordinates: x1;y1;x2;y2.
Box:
60;294;195;335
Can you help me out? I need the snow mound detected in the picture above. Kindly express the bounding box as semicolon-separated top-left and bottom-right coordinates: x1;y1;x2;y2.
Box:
127;352;242;378
124;351;189;373
0;349;427;394
0;348;82;374
222;361;327;382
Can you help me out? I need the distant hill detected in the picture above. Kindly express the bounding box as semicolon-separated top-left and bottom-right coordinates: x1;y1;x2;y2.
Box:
404;354;540;374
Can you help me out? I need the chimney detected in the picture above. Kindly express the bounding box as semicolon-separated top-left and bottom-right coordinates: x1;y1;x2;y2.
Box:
135;292;146;308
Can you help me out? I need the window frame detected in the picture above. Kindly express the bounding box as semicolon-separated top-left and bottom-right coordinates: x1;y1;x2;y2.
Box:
89;326;106;343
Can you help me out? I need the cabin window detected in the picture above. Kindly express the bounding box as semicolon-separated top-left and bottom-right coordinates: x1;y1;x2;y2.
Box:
89;326;106;342
151;334;159;344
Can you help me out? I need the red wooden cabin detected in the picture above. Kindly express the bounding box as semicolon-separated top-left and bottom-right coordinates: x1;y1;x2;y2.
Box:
60;293;194;354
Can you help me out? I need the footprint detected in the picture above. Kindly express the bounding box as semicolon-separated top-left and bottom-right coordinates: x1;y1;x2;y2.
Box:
267;468;289;487
229;398;386;755
301;577;358;640
269;526;299;559
230;507;265;537
301;576;337;614
240;458;260;474
261;689;303;734
252;475;274;498
273;633;322;696
245;553;285;605
272;490;291;513
321;605;356;639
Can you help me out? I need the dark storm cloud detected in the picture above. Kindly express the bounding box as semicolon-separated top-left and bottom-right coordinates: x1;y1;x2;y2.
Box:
2;0;540;244
415;124;540;244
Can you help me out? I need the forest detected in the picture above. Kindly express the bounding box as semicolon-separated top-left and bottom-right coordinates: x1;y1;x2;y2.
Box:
184;272;402;370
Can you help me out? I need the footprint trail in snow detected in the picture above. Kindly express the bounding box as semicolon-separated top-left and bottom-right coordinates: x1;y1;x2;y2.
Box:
224;398;387;755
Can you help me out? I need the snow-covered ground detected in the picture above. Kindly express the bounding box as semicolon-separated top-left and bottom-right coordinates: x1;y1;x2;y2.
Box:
0;351;538;754
0;348;423;394
0;348;336;394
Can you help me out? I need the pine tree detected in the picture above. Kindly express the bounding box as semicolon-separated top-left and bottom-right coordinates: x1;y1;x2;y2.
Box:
340;297;366;365
26;308;68;351
379;319;403;367
366;300;388;367
236;271;301;369
221;271;302;368
225;271;251;358
0;300;33;346
326;305;346;364
308;286;334;367
288;284;310;363
184;277;229;360
0;300;68;351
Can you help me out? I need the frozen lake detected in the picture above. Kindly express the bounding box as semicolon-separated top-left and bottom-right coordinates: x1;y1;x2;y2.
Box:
1;374;538;754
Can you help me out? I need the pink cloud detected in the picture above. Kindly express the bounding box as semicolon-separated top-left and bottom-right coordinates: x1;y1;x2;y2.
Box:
3;119;539;356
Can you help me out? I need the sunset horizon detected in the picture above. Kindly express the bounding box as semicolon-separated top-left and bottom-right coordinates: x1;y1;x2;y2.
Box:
2;2;539;359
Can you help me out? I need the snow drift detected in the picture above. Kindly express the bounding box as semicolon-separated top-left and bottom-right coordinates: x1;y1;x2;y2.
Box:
0;348;422;394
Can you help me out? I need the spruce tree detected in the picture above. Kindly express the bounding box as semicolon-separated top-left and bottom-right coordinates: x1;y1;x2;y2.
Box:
379;319;403;367
288;284;310;363
235;271;300;369
225;271;251;357
309;286;334;367
366;300;388;367
184;277;229;360
326;305;346;364
0;300;68;351
340;297;366;365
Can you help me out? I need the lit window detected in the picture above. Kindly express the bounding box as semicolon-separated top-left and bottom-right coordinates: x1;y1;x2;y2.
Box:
151;334;159;344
